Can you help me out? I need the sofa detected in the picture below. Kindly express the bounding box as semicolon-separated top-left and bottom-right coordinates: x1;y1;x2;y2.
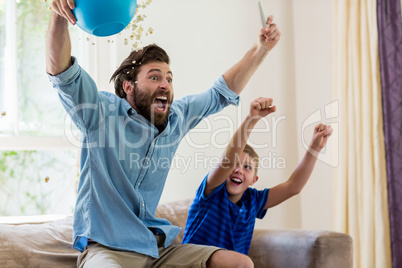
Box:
0;198;353;268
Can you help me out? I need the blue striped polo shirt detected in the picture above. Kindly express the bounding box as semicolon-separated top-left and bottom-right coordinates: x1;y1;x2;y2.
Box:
182;174;269;255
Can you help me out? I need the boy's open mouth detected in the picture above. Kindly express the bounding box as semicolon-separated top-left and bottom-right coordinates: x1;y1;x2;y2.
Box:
153;96;168;112
230;177;242;185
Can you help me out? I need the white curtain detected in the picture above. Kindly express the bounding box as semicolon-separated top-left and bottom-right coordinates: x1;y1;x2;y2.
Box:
332;0;392;267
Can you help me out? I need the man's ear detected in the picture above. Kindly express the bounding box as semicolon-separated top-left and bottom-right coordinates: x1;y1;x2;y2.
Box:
251;175;259;186
123;80;134;96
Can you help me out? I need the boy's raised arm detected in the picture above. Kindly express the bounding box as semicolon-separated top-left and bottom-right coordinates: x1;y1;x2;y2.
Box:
204;97;276;197
264;123;333;209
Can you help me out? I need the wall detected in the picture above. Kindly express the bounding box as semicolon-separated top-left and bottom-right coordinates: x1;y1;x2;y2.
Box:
85;0;333;230
291;0;333;230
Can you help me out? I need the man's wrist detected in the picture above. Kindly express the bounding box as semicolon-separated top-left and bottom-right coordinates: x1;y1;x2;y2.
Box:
51;11;68;24
253;43;269;59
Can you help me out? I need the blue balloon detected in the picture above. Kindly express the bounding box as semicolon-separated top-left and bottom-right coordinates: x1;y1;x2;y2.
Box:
73;0;138;37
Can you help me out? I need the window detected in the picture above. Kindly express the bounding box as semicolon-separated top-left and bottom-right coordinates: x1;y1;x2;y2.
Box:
0;0;152;216
0;0;82;216
0;150;78;216
0;0;84;137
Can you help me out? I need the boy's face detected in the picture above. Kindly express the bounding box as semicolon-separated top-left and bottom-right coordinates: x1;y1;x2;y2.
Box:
225;152;259;202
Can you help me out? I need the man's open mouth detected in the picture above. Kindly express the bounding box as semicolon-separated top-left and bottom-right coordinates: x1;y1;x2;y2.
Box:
153;96;168;112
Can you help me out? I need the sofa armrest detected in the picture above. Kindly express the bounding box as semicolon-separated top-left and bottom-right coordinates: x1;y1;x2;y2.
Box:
248;229;353;268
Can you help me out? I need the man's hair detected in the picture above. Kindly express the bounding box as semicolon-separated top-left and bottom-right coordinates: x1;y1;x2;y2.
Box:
243;144;259;175
110;44;170;98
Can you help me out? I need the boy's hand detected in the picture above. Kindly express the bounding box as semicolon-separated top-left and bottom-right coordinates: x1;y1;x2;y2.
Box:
258;15;281;52
250;97;276;119
309;123;333;153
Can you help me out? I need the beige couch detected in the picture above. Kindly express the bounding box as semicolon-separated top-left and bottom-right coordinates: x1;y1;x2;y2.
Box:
0;199;353;267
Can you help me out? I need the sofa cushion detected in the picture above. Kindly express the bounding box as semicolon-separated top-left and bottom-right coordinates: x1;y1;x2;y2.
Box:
0;215;78;268
155;198;192;245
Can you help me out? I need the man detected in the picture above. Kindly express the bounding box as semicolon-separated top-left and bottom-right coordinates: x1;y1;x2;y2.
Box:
46;1;280;267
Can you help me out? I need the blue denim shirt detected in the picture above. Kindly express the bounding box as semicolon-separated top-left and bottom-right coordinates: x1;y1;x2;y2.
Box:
48;57;239;258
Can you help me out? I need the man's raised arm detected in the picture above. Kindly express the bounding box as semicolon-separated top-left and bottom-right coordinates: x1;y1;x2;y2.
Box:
46;0;77;76
223;15;281;95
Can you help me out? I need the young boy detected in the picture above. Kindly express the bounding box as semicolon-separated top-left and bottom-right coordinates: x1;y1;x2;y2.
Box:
182;97;333;255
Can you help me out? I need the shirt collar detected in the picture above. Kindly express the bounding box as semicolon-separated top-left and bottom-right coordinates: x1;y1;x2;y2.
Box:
122;98;135;115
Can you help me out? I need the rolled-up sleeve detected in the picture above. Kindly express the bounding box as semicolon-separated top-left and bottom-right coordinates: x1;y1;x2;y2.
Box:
47;57;103;132
211;75;240;106
47;57;80;86
173;75;240;132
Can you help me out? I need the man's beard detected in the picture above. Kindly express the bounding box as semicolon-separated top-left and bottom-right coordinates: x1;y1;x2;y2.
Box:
133;85;172;128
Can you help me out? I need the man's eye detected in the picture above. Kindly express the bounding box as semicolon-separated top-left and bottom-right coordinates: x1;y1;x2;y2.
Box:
150;76;158;80
167;78;173;83
244;165;251;170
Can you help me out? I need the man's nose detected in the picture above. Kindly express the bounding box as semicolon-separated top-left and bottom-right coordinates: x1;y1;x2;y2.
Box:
159;79;169;90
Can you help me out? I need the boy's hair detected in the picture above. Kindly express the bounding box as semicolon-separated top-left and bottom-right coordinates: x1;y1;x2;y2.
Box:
110;44;170;99
243;144;259;175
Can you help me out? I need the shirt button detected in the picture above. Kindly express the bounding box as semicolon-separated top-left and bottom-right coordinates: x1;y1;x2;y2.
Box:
145;160;150;165
137;182;141;186
131;110;134;114
142;203;145;207
239;209;243;212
